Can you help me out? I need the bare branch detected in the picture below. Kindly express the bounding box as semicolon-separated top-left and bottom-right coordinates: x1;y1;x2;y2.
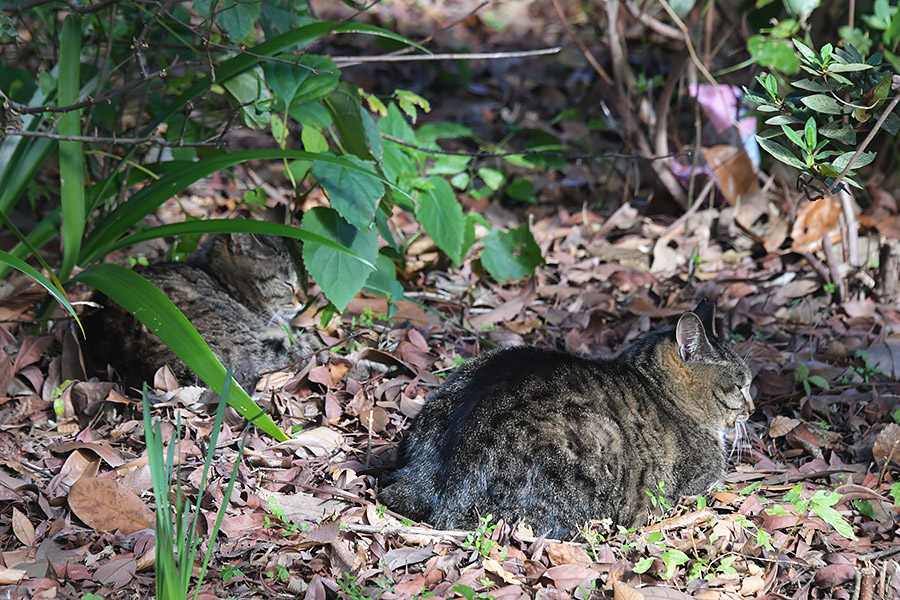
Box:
4;0;125;14
3;129;223;148
380;133;691;163
332;47;561;66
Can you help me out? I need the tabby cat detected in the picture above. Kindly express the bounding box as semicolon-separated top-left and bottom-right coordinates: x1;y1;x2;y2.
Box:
379;301;754;537
85;233;318;387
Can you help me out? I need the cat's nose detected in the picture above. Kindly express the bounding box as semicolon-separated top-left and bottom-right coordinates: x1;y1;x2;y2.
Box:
741;386;755;413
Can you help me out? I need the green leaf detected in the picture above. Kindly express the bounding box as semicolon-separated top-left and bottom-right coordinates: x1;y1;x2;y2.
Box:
301;126;329;153
633;557;654;574
80;149;406;264
265;55;339;109
108;220;372;268
827;62;873;72
300;207;377;311
0;250;82;334
661;549;690;579
883;110;900;136
800;94;844;115
312;155;385;230
333;22;431;55
792;39;818;63
756;136;807;169
832;151;876;171
810;499;856;539
481;224;544;282
57;15;84;281
804;117;817;151
73;264;287;441
414;176;465;265
222;66;271;129
791;78;830;92
780;124;806;150
819;121;856;145
807;375;830;390
764;115;805;125
747;35;800;74
217;0;261;42
477;167;505;191
324;82;375;161
795;362;810;381
363;253;404;314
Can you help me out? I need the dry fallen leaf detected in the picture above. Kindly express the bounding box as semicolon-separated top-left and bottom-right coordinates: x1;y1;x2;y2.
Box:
701;145;759;206
483;558;523;585
791;197;841;253
546;543;593;567
739;574;766;595
276;426;343;457
0;568;26;584
68;477;155;535
768;416;800;438
11;507;34;547
873;423;900;463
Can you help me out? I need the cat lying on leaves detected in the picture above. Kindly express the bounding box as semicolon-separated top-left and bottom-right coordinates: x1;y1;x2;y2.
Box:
85;233;319;389
379;301;754;537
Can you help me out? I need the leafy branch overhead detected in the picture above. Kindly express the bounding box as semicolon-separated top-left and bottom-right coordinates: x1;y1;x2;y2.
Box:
746;40;897;198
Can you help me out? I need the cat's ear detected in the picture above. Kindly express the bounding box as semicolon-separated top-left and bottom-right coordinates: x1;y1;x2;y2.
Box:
676;312;715;362
693;300;717;337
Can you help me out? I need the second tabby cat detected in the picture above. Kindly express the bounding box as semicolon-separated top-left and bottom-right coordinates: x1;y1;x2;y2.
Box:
85;233;319;387
379;301;754;537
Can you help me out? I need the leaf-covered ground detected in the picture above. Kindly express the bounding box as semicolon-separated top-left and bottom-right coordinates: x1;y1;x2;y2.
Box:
2;2;900;599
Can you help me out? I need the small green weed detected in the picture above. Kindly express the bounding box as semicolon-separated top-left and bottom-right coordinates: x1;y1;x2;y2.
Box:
220;565;244;584
794;362;830;396
452;584;494;600
464;514;505;560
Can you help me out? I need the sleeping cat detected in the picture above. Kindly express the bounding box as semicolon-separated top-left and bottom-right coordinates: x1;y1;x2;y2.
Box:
85;233;318;387
378;301;754;537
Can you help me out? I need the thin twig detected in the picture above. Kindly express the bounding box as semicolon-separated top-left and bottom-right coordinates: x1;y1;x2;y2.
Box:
548;0;613;85
2;129;222;147
332;47;561;65
381;133;690;162
3;0;122;13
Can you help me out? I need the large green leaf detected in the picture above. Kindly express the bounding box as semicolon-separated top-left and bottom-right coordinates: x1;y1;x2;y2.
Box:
73;264;287;441
80;149;405;264
481;224;544;282
57;14;85;281
218;0;261;42
312;155;384;230
414;176;465;265
265;55;339;109
301;207;377;311
222;66;271;130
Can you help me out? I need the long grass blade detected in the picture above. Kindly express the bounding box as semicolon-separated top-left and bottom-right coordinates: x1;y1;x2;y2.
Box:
57;15;85;280
74;264;288;441
110;219;376;269
0;250;82;334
